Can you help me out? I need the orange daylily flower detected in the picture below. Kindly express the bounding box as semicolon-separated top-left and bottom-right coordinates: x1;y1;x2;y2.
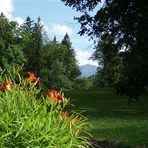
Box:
0;82;14;91
27;72;38;82
60;111;68;118
45;89;64;101
70;114;79;124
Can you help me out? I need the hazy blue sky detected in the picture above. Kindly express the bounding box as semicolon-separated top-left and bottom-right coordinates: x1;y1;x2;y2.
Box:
0;0;104;66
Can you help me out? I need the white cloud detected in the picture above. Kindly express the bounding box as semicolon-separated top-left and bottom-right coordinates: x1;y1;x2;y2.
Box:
75;48;98;66
40;21;49;33
50;24;73;36
0;0;25;25
14;17;24;25
0;0;14;19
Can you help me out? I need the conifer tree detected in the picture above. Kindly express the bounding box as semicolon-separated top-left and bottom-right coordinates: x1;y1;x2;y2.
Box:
61;33;80;82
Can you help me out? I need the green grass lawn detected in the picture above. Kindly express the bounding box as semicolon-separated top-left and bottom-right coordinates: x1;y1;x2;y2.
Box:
65;88;148;145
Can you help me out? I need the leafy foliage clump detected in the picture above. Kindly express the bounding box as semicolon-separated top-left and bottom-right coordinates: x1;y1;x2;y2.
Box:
0;68;91;147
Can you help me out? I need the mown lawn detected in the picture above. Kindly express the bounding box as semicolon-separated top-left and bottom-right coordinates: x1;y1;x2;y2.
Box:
65;88;148;145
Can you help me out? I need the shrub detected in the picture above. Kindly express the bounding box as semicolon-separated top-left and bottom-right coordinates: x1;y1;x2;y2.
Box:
73;77;94;90
0;68;91;147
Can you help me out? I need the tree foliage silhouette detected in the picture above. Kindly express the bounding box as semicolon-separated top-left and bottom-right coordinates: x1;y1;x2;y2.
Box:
61;0;148;99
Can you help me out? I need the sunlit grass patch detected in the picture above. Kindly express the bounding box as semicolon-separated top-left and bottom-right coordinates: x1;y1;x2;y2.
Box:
65;89;148;145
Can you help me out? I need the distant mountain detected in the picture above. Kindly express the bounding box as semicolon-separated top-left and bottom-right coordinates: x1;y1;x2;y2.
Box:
79;64;98;77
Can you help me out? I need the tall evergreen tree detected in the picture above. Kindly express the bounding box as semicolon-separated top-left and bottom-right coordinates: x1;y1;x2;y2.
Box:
61;33;72;49
21;17;45;76
61;34;80;82
53;36;57;43
21;16;34;71
32;17;44;76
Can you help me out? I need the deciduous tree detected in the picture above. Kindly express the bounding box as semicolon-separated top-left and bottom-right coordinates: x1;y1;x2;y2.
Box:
61;0;148;99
